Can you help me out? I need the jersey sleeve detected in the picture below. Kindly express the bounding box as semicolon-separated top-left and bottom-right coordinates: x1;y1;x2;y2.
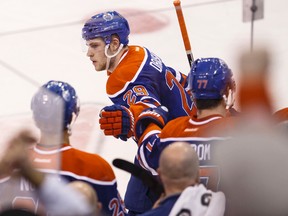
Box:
61;149;127;216
136;116;191;175
136;123;174;175
167;66;189;89
106;46;194;123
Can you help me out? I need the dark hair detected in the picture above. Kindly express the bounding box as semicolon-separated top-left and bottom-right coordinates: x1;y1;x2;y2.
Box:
195;98;223;110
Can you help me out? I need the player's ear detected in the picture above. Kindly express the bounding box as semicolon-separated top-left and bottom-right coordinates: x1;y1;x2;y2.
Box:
110;35;121;51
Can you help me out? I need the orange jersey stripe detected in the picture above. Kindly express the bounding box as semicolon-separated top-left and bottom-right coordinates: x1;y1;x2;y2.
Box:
106;46;146;96
31;144;115;182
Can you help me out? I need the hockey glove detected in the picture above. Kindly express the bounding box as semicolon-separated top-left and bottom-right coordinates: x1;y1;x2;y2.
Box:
135;106;169;141
99;105;134;141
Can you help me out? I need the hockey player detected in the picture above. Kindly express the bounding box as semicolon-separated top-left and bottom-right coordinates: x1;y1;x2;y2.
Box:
82;10;195;141
29;80;126;215
139;142;225;216
105;58;236;215
133;58;237;190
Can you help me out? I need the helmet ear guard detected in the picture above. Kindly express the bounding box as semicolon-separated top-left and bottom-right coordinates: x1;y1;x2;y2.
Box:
224;77;236;109
223;88;235;109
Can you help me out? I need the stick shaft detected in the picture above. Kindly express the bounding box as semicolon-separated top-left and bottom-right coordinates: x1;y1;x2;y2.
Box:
112;158;164;196
173;0;194;66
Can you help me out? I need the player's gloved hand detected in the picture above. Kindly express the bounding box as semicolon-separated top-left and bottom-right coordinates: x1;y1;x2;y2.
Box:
99;105;134;141
135;106;169;141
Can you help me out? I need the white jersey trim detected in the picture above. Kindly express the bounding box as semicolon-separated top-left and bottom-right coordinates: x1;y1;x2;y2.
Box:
33;145;72;154
189;116;222;125
139;145;158;176
142;129;161;142
174;70;182;82
37;168;117;186
160;136;231;143
108;46;148;98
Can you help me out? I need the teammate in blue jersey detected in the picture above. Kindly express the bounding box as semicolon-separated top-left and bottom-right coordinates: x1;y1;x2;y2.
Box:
81;11;195;142
133;58;237;191
106;57;236;215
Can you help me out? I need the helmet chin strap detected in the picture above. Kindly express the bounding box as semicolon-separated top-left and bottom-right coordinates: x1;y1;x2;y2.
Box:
105;43;124;71
223;89;235;109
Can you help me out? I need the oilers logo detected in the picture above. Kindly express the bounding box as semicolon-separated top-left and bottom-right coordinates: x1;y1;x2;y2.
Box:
103;12;114;21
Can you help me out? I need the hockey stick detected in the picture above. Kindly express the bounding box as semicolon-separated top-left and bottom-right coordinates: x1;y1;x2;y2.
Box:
173;0;194;66
112;158;164;197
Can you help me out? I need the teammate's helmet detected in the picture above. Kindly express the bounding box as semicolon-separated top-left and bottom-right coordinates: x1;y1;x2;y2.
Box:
189;58;233;99
31;80;80;133
82;11;130;45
